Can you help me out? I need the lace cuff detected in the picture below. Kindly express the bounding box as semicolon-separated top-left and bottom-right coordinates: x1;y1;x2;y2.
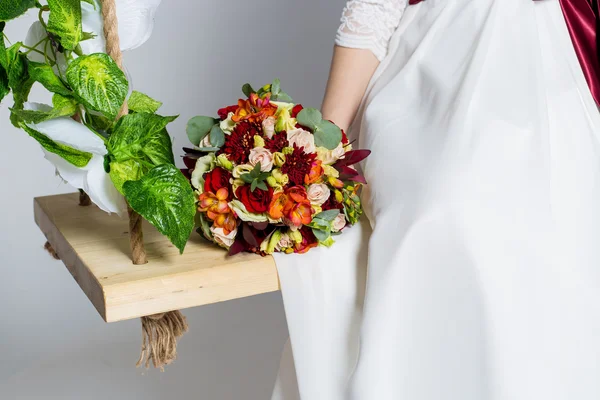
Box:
335;0;407;61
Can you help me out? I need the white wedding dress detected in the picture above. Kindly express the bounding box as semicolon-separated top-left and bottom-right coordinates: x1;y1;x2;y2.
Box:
271;0;600;399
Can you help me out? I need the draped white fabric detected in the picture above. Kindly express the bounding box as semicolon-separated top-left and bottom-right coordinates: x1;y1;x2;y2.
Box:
272;0;600;399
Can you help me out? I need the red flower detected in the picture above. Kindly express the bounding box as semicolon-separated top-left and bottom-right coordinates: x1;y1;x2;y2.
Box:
322;193;343;211
236;185;274;214
294;226;318;254
204;167;232;197
265;131;289;153
341;128;349;145
221;121;261;164
218;104;239;120
281;144;317;186
291;104;304;118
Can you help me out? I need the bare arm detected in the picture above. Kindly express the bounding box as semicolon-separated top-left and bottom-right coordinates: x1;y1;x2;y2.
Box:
321;46;379;131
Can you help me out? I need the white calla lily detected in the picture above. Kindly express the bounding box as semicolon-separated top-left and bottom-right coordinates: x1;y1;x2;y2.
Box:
23;103;126;215
80;0;161;55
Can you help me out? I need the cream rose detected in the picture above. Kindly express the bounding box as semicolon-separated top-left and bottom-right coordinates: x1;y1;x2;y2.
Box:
249;147;274;172
262;116;276;139
220;112;236;134
307;183;330;206
332;213;347;232
276;233;294;251
287;128;316;154
210;226;237;248
316;143;345;165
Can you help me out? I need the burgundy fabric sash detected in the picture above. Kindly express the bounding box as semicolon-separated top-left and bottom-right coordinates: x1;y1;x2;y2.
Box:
408;0;600;107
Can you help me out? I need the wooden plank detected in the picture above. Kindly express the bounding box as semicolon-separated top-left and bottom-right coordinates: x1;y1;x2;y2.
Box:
34;193;279;323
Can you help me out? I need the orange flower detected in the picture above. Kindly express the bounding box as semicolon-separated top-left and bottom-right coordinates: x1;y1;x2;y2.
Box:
305;160;324;185
232;93;277;123
268;186;313;228
199;188;237;234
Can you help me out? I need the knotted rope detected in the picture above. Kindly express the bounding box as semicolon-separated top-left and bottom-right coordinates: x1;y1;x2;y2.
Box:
45;0;189;370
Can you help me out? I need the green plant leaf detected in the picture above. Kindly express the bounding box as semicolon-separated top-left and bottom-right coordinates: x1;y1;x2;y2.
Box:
47;0;82;50
312;228;331;243
10;94;77;123
195;212;213;241
107;112;177;193
314;120;342;150
7;48;33;126
272;91;293;103
0;65;8;102
242;83;255;97
209;124;225;148
256;181;268;191
251;180;257;192
313;209;340;222
66;53;128;120
123;164;196;254
186;115;216;146
20;123;92;167
81;0;96;8
296;108;322;130
28;61;72;96
240;174;254;184
128;90;162;114
271;78;281;95
0;0;36;22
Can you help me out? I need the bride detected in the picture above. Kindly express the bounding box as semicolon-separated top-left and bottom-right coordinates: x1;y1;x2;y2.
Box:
271;0;600;399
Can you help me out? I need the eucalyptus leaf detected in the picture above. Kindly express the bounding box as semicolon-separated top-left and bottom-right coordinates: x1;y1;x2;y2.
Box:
28;62;72;96
271;78;281;95
186;115;216;146
66;53;128;120
313;209;340;222
128;90;162;114
20;123;92;167
314;119;343;150
312;228;331;243
123;164;196;254
209;124;225;148
242;83;255;97
47;0;82;50
0;0;36;22
273;91;293;103
195;146;221;152
296;108;322;130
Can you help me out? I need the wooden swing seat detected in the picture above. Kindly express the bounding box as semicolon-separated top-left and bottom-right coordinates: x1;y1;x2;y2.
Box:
34;193;279;323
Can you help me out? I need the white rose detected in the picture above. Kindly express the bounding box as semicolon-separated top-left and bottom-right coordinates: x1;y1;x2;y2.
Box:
249;147;274;172
316;143;345;165
332;214;347;232
276;233;294;251
220;112;236;134
307;183;330;206
210;226;237;248
287;128;316;154
191;153;216;191
262;116;276;139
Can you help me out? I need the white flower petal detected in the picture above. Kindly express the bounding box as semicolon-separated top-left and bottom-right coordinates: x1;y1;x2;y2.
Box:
80;0;161;54
42;150;87;189
84;156;127;215
24;22;68;74
24;103;107;155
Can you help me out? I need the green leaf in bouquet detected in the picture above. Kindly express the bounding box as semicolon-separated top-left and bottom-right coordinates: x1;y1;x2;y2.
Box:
273;91;293;103
66;53;128;120
20;123;92;167
242;83;255;97
195;212;213;241
47;0;83;50
195;146;221;152
256;181;268;191
128;90;162;114
186;115;217;146
314;120;342;150
10;94;77;123
312;228;331;243
313;209;340;222
296;108;322;130
28;62;72;97
0;0;36;22
123;164;196;254
209;124;225;148
271;78;281;96
107;112;177;193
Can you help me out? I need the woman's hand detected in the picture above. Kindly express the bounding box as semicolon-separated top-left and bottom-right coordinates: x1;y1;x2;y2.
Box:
321;46;380;131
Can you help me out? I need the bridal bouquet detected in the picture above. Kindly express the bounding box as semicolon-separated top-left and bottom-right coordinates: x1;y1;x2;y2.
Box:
183;80;371;255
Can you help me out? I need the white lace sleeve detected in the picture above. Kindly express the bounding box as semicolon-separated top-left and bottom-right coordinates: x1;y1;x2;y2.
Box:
335;0;408;61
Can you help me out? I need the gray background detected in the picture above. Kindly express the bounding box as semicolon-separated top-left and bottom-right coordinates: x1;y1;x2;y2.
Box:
0;1;343;398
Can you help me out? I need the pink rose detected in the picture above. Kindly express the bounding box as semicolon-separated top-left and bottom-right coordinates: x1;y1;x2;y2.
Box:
210;226;237;248
287;128;316;154
276;233;294;251
332;213;347;232
262;116;276;139
307;183;330;206
249;147;274;172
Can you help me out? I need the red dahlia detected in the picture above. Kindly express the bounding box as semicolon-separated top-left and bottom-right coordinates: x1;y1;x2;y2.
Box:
221;121;261;164
281;144;317;186
265;131;289;153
